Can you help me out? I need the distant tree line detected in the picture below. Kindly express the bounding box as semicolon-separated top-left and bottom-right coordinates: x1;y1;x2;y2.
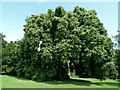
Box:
1;6;119;81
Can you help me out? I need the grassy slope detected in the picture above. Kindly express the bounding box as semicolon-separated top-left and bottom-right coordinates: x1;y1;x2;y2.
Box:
1;75;119;88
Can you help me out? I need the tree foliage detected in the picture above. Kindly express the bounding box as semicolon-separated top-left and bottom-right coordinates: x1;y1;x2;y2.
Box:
114;31;120;79
2;6;118;81
1;32;18;75
2;41;18;75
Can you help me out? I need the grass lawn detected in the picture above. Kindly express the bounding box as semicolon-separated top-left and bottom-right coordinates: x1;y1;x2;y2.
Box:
1;75;119;88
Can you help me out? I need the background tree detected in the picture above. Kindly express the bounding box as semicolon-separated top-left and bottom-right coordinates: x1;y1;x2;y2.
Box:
1;33;18;75
0;32;7;74
2;41;18;75
0;33;7;74
114;30;120;79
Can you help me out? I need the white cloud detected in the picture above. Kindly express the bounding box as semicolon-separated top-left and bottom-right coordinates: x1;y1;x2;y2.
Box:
3;29;24;43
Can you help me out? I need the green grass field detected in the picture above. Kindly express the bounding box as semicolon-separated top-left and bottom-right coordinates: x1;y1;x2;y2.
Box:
1;75;119;88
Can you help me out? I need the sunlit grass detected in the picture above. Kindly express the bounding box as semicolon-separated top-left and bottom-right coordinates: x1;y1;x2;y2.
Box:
1;75;119;88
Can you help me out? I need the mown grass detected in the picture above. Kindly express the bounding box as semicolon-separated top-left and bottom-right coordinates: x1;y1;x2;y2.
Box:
1;75;119;88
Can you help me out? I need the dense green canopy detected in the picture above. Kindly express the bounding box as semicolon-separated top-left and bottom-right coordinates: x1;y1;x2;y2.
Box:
1;6;118;81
